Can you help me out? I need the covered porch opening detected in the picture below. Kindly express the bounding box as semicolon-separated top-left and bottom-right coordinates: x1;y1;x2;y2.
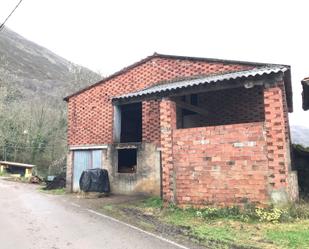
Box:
173;86;265;129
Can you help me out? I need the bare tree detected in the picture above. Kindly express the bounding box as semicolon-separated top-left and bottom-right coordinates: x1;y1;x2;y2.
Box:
0;57;102;176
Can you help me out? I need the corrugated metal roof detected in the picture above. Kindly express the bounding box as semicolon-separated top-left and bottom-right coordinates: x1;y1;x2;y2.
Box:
114;65;288;101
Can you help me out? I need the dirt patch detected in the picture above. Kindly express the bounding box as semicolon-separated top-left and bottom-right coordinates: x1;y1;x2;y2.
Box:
64;193;147;211
122;207;191;236
120;207;257;249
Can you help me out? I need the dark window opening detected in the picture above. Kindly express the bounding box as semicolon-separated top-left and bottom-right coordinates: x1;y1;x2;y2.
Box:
181;94;198;116
118;149;137;173
120;103;142;143
190;94;198;105
176;87;265;129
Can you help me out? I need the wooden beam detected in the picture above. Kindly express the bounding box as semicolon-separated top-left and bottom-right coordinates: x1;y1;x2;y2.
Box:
175;100;209;117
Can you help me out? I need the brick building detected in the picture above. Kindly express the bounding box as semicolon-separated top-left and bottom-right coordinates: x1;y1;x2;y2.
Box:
64;53;298;206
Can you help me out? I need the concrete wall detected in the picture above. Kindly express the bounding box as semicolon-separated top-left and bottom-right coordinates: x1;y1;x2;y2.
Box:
67;143;161;195
105;143;161;195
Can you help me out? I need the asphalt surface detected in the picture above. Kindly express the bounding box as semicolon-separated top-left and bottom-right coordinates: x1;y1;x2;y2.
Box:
0;179;187;249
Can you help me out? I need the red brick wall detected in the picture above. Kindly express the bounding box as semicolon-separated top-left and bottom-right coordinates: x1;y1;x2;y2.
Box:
264;82;292;197
67;57;252;146
160;99;177;202
172;123;268;205
142;100;161;145
159;80;294;206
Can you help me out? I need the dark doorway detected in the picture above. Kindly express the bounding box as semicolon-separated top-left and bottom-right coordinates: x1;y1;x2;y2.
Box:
120;103;142;143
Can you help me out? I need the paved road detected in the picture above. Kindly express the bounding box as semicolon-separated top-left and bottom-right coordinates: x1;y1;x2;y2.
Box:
0;179;186;249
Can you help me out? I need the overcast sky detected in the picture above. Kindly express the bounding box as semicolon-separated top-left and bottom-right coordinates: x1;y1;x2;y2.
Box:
0;0;308;127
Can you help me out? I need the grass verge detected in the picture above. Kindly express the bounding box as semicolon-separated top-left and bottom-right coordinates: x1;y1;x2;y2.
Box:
39;187;66;195
100;197;309;249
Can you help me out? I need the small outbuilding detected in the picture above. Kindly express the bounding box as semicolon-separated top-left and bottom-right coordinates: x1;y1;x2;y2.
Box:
0;161;35;178
302;78;309;110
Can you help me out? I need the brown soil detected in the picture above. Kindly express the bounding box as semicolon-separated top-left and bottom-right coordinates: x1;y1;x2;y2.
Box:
119;207;258;249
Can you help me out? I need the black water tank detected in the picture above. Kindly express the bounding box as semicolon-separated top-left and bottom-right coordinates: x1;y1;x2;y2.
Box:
79;168;110;193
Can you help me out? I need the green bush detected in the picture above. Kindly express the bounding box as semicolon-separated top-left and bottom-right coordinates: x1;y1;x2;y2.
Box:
192;205;307;223
141;197;309;223
287;201;309;220
255;207;288;223
195;206;243;220
142;197;163;209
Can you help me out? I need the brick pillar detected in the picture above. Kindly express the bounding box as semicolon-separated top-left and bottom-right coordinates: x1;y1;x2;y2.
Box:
264;83;291;203
159;98;177;203
142;100;161;146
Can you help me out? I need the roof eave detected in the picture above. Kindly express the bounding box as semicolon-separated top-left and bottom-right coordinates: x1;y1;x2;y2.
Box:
113;67;292;109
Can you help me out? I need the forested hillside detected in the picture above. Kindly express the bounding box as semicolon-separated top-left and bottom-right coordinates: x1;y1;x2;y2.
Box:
0;27;101;176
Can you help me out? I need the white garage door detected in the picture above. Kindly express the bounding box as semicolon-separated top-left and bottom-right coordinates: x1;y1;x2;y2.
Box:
73;150;102;191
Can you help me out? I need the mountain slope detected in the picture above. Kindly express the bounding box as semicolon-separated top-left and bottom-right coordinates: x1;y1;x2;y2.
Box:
0;27;100;101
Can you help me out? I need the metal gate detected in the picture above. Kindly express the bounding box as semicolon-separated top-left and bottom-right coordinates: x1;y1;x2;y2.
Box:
73;150;102;191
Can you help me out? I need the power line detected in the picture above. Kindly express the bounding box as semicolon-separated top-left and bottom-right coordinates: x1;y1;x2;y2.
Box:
0;0;24;32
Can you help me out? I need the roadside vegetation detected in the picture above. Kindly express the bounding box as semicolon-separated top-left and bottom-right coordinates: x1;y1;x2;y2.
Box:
294;144;309;152
0;55;101;177
101;197;309;249
0;171;9;177
39;187;66;195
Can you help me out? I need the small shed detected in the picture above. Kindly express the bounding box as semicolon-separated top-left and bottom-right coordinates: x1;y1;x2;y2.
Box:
0;161;35;178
